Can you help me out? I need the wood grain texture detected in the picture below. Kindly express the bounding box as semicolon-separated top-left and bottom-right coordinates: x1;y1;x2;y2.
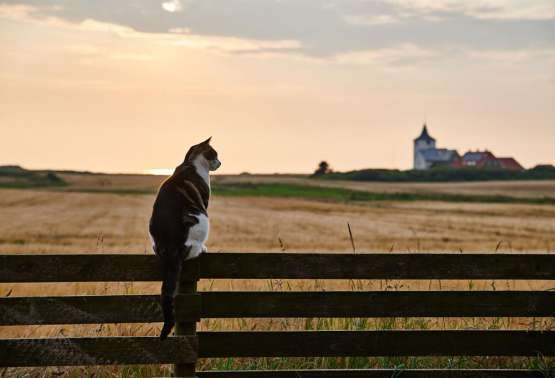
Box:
2;253;554;282
2;291;552;326
198;291;555;318
196;369;548;378
0;254;198;282
0;294;200;325
197;330;555;357
0;336;198;367
200;253;555;280
174;275;199;377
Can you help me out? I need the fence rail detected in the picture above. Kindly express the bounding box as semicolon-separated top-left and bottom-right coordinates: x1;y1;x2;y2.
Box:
1;252;554;377
1;330;553;367
2;291;554;326
2;252;554;282
196;330;555;358
0;336;197;367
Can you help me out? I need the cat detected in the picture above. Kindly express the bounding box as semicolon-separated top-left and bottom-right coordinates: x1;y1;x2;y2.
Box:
149;137;221;340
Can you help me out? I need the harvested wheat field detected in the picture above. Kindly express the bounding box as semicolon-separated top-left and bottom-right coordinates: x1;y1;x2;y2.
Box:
1;182;554;376
0;186;553;253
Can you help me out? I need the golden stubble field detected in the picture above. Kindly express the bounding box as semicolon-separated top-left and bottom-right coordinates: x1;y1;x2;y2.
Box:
1;177;554;376
1;180;554;254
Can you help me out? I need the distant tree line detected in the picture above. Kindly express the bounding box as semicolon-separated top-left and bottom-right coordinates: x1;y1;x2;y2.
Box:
0;165;66;187
312;164;555;182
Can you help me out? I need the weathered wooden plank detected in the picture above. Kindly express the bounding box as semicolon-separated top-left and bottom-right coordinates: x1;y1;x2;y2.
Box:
199;291;555;318
0;336;198;367
0;294;200;325
0;254;198;282
196;369;547;378
197;330;555;357
1;253;554;282
200;253;555;280
174;270;199;377
3;291;552;326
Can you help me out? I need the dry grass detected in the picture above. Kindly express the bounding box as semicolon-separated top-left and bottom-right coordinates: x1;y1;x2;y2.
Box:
1;187;553;254
58;172;163;191
0;179;554;376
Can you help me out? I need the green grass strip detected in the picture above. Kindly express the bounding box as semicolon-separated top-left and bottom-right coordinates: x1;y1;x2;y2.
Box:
3;181;553;205
212;183;555;205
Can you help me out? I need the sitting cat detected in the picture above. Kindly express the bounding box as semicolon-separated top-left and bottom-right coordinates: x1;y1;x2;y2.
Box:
149;137;221;340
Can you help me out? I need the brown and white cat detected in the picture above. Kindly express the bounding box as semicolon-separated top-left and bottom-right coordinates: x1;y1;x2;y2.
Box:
149;137;221;340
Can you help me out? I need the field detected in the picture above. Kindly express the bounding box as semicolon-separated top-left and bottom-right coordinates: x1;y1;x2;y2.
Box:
58;171;555;199
1;174;554;376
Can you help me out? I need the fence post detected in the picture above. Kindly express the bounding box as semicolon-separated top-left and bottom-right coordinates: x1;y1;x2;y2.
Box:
173;258;200;378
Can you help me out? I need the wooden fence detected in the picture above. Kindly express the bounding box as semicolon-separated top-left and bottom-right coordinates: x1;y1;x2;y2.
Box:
1;252;554;377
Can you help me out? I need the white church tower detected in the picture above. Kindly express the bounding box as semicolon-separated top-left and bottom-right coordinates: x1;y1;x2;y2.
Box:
413;124;436;170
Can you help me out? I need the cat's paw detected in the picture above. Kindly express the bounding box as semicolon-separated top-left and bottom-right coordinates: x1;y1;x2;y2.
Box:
201;245;208;253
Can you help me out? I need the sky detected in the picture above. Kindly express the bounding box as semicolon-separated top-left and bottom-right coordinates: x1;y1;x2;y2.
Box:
0;0;554;174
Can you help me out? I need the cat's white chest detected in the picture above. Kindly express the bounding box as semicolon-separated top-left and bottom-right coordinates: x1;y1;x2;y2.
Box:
185;213;209;260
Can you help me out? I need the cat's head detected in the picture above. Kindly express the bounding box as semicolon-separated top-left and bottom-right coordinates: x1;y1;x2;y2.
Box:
184;137;221;171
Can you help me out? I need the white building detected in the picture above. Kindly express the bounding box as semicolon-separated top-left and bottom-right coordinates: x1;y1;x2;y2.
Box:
413;124;459;170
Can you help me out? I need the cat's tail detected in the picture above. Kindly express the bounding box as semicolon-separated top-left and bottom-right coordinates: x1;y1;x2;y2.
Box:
159;249;184;341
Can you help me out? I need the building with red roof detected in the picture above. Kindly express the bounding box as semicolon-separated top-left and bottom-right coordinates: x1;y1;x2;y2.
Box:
461;150;500;169
496;157;525;171
413;125;524;171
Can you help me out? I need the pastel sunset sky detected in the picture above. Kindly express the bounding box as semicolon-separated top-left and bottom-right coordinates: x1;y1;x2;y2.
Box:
1;0;554;174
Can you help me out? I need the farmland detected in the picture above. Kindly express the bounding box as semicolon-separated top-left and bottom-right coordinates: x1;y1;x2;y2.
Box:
1;172;554;253
0;173;554;376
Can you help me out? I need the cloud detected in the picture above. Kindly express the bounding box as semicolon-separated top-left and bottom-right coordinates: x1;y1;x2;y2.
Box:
169;27;191;34
0;4;302;55
386;0;555;21
343;14;399;26
0;3;35;20
334;44;438;67
172;37;302;53
465;48;555;66
0;0;553;59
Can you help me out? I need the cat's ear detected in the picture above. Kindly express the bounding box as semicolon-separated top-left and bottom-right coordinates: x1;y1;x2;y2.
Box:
201;137;212;145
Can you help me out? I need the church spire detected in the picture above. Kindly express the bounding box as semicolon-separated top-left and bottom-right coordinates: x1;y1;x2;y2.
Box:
415;123;435;142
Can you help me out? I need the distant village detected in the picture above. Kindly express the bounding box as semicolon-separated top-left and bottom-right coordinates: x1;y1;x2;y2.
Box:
413;124;524;171
311;124;554;178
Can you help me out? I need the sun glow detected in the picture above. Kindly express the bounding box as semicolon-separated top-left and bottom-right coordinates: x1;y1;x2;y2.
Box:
144;168;173;176
161;0;182;13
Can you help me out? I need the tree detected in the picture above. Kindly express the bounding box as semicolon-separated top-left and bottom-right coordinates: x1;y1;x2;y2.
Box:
313;161;332;176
